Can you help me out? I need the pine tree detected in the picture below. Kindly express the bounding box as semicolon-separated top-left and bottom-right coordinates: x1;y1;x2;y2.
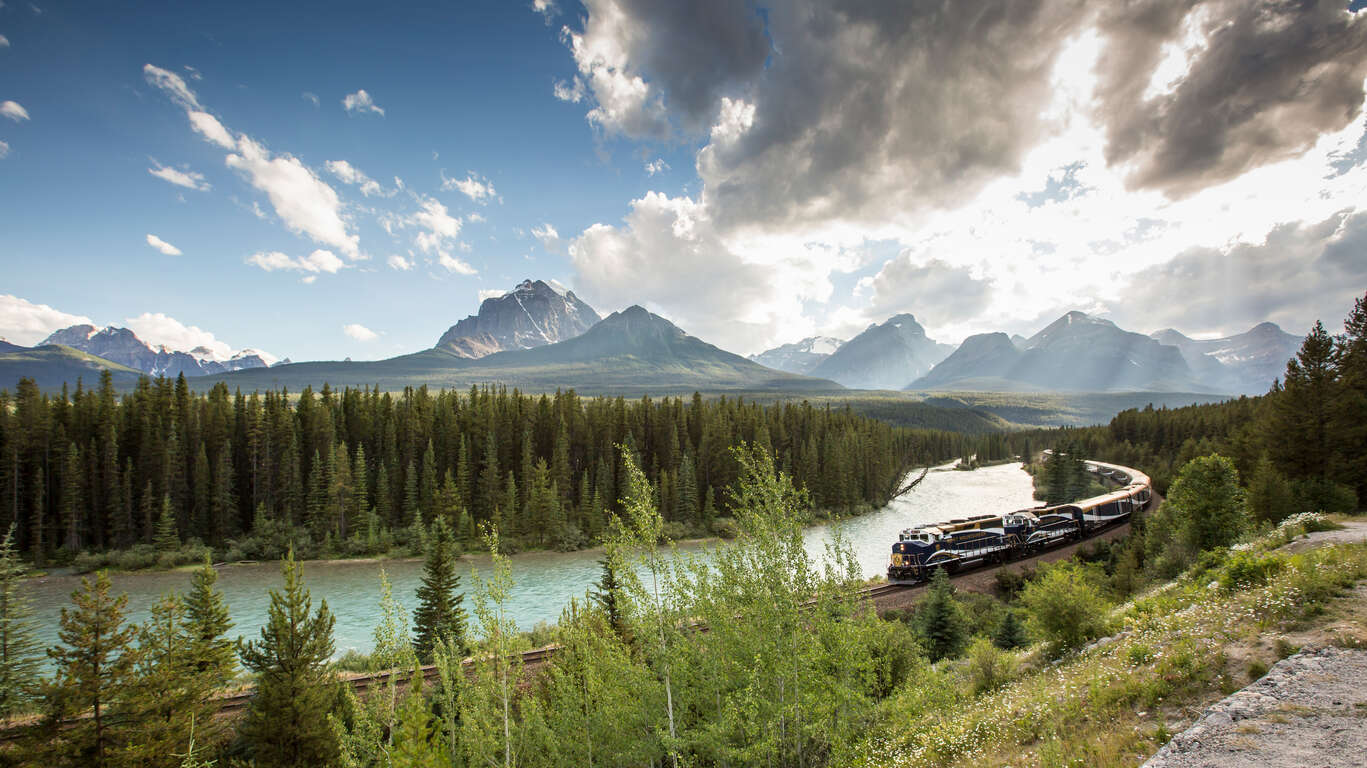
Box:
183;557;235;690
412;517;467;661
0;523;40;718
993;610;1028;650
590;555;628;641
916;568;967;661
43;571;138;768
1246;453;1296;526
237;550;339;768
124;594;222;768
61;442;83;554
404;459;420;527
154;495;179;552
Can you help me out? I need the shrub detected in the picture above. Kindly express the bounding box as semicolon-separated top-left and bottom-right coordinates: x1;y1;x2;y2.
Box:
964;635;1017;695
1218;551;1284;591
1019;562;1113;655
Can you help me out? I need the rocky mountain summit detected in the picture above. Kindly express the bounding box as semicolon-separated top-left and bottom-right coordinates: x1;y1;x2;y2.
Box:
809;314;953;389
435;279;601;358
748;336;845;375
40;325;272;377
1151;322;1302;395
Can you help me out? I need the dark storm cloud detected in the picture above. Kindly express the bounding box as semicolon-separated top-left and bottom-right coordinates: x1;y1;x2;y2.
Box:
1096;0;1367;196
1111;209;1367;335
698;0;1095;229
564;0;1367;232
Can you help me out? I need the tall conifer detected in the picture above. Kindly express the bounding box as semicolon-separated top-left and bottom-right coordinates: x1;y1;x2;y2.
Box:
412;516;467;661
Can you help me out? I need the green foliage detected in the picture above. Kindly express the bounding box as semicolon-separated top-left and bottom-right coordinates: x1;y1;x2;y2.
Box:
0;522;40;719
964;635;1017;695
390;667;448;767
1218;551;1284;591
1246;454;1297;526
992;610;1029;651
1168;454;1247;552
183;557;236;689
589;554;628;642
1019;562;1113;655
916;569;968;662
237;550;339;768
412;516;467;662
42;571;139;768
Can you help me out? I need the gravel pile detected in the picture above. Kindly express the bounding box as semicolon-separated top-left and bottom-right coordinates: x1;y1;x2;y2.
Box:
1142;646;1367;768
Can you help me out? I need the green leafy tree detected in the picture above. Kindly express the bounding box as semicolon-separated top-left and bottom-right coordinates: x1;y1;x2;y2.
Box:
390;666;449;768
43;571;138;768
0;523;41;718
461;525;525;768
915;568;967;662
1019;562;1112;655
412;516;468;662
237;550;339;768
1168;454;1246;552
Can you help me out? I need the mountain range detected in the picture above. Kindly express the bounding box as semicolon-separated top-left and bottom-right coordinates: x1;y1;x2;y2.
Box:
39;325;275;378
1;277;1305;402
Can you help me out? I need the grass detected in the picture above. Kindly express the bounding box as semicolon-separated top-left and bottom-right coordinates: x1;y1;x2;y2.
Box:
850;515;1367;768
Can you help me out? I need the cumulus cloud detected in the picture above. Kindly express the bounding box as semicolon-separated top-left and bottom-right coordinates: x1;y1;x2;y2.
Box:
569;192;840;353
1095;0;1367;197
562;0;769;139
409;196;463;253
302;91;320;107
1109;208;1367;336
123;312;233;359
442;171;497;203
862;256;995;331
644;158;669;176
553;76;586;103
0;294;92;346
145;233;183;256
343;323;379;341
342;89;384;116
148;161;209;190
0;35;9;48
0;100;29;122
386;254;413;271
227;136;360;259
246;249;346;276
0;140;9;159
478;288;508;302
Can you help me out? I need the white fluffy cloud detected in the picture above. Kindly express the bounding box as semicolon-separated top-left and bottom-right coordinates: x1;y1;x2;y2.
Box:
438;252;477;275
478;288;508;302
148;161;209;190
0;100;29;122
409;196;463;254
0;140;9;159
228;136;361;259
442;171;498;203
343;323;379;341
145;233;183;256
386;254;413;271
0;35;9;48
0;294;92;346
342;89;384;116
143;64;200;109
246;249;346;276
124;312;233;359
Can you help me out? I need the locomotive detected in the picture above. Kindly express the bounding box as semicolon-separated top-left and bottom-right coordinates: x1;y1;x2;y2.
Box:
887;460;1152;584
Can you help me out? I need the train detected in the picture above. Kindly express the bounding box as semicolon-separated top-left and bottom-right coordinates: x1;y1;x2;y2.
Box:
886;459;1152;584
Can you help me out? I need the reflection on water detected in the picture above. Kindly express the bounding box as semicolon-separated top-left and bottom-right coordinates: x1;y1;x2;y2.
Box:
23;462;1036;659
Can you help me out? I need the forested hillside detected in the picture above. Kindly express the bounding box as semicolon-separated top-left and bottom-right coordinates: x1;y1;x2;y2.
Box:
0;378;986;564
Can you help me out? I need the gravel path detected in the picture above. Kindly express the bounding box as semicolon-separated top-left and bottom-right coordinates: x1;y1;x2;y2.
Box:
1141;646;1367;768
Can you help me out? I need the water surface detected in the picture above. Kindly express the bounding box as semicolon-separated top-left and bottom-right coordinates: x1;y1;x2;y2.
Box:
24;462;1036;658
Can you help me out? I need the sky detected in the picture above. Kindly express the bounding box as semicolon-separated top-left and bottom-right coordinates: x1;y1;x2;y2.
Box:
2;0;1366;363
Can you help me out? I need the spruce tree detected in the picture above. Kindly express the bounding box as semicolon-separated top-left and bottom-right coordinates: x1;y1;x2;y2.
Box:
390;666;448;768
237;550;339;768
993;610;1028;650
0;523;40;718
916;568;967;661
124;594;221;768
183;557;236;689
154;494;179;552
590;554;628;641
43;571;138;768
412;516;467;661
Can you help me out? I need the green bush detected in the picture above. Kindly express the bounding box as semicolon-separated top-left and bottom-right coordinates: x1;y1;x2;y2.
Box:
1019;562;1114;655
964;635;1017;694
1218;551;1284;591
